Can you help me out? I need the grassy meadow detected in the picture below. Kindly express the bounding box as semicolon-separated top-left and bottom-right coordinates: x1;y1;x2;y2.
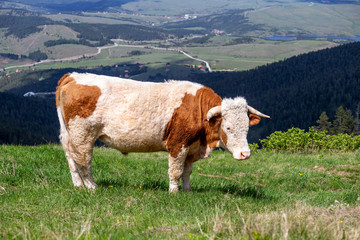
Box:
9;38;337;74
1;144;360;239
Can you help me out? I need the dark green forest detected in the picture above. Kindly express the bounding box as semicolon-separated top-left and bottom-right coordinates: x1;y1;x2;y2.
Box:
163;9;262;36
0;92;58;145
0;11;201;43
0;14;54;38
0;42;359;145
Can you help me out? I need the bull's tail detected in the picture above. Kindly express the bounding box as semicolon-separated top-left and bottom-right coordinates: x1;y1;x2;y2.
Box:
56;75;81;158
56;73;79;156
57;106;70;150
57;105;81;158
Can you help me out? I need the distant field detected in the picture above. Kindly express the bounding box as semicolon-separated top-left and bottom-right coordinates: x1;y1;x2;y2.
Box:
249;4;360;37
6;38;338;73
47;12;165;26
26;48;191;71
0;25;79;56
121;0;288;16
1;145;359;239
183;38;337;71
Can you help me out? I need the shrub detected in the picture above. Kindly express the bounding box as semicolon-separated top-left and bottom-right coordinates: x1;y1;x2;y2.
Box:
260;127;360;153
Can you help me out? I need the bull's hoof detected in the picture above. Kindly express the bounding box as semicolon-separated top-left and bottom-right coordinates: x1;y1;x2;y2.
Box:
182;187;192;192
169;186;179;193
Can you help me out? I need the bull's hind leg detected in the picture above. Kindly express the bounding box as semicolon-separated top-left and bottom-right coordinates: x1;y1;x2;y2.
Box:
168;147;189;193
60;117;99;189
62;139;97;189
65;152;84;187
59;123;84;188
72;143;97;190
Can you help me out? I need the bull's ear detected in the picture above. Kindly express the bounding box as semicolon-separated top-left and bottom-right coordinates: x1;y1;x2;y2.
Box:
249;114;261;126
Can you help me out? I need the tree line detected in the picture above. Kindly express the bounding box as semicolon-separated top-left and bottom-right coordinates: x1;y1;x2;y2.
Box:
0;14;54;38
0;12;200;42
315;104;360;135
0;50;48;62
0;92;58;145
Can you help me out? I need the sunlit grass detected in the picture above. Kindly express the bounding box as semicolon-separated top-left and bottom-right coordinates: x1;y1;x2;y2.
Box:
1;145;359;239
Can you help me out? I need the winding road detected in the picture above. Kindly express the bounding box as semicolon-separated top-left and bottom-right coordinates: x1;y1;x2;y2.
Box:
4;41;212;72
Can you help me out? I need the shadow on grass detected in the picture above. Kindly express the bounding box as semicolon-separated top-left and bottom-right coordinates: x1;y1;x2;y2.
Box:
97;178;270;200
194;184;270;200
97;178;169;191
97;179;129;188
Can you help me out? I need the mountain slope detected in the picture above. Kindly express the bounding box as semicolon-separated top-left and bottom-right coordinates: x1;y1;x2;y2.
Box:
0;92;58;144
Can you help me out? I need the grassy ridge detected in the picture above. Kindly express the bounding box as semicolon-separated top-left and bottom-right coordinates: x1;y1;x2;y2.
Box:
1;145;359;239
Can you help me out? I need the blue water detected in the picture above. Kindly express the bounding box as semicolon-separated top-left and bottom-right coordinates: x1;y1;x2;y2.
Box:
265;35;360;42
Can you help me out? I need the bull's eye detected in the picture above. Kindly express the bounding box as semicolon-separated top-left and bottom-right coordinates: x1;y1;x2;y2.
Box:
226;127;231;131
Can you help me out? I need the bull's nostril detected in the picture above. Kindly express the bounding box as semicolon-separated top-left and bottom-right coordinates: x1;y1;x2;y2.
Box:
241;152;251;159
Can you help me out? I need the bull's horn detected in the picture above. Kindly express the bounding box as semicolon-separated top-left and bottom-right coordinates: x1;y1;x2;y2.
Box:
207;106;222;121
248;106;270;118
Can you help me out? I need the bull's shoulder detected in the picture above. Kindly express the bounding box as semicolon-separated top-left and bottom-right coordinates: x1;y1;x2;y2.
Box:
163;86;222;156
195;87;222;118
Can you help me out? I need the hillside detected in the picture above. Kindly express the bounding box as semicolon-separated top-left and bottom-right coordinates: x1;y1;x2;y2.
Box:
0;92;58;144
1;0;360;70
0;42;359;145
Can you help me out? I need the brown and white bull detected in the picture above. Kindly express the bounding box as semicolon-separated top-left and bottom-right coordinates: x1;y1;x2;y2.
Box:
56;72;270;192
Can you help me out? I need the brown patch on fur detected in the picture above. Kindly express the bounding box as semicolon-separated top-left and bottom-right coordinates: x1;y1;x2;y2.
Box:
164;87;222;158
220;129;228;145
56;73;101;125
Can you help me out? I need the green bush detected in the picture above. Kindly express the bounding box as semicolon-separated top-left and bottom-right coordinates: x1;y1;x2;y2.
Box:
260;127;360;153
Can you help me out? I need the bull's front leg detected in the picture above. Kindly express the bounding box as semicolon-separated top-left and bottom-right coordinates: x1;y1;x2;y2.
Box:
181;161;193;192
168;146;189;193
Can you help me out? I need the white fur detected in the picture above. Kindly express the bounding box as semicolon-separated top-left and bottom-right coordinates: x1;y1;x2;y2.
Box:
168;146;189;193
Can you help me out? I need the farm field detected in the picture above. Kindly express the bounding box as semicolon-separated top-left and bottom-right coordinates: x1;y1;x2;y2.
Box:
183;39;337;71
7;38;338;73
248;4;360;37
1;145;359;239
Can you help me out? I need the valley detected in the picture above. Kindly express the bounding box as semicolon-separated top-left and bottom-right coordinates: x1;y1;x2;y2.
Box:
0;0;359;145
1;0;359;73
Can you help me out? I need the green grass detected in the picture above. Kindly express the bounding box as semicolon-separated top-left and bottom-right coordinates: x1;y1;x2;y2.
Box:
183;39;337;71
1;145;360;239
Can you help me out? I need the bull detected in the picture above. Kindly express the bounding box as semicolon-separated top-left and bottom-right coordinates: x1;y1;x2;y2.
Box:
56;73;270;192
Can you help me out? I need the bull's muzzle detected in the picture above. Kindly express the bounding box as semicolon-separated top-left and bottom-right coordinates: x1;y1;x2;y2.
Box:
233;151;251;160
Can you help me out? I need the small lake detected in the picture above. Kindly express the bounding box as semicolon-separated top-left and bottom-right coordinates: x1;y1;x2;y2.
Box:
265;35;360;42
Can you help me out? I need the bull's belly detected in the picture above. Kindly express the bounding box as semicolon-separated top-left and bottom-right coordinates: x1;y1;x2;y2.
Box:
98;132;166;153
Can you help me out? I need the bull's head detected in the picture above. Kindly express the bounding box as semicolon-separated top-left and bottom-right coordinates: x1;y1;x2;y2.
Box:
207;97;270;160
